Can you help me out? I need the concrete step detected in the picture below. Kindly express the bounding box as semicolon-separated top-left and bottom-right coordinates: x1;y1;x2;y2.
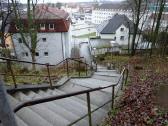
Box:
97;69;118;73
15;116;28;126
8;95;53;126
38;89;87;117
14;92;71;126
97;65;106;69
39;89;107;126
45;89;108;126
53;88;108;113
28;90;88;126
59;81;111;108
50;89;108;126
94;71;121;77
92;74;120;83
70;78;113;93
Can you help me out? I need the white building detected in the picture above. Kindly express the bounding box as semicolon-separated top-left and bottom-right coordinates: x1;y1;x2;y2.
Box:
72;23;96;37
92;3;132;25
9;6;71;65
89;38;120;55
96;14;142;47
85;10;92;23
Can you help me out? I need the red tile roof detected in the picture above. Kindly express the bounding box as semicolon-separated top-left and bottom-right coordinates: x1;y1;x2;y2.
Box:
9;5;71;33
20;5;69;20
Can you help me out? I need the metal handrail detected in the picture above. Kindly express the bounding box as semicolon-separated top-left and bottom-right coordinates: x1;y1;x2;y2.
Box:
14;67;128;112
0;57;89;67
0;57;56;66
1;57;128;126
0;57;93;88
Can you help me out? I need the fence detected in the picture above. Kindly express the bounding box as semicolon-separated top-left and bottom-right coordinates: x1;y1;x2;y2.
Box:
0;57;93;88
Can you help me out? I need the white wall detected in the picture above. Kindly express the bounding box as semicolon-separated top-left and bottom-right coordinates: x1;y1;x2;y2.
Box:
85;13;92;23
100;34;115;40
92;9;132;24
115;25;129;45
12;32;70;65
71;23;96;36
99;25;142;46
92;8;149;30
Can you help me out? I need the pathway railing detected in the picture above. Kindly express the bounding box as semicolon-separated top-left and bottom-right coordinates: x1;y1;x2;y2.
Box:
13;67;128;126
0;57;128;126
0;57;93;88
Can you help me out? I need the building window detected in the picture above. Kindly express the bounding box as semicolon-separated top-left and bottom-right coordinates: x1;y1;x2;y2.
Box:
120;28;124;31
40;24;45;30
6;44;9;47
49;24;54;30
15;25;19;30
35;52;39;56
42;38;46;42
44;52;48;56
120;36;124;41
25;52;28;56
22;52;28;57
19;38;22;43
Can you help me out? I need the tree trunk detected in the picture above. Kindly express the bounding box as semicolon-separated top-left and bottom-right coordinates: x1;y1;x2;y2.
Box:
150;0;166;57
131;0;141;56
31;51;36;70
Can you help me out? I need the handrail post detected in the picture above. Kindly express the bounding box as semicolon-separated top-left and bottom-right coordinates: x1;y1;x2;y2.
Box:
86;92;92;126
7;59;17;88
91;61;93;70
85;60;87;76
125;69;128;85
111;85;115;109
85;64;88;76
121;70;125;90
66;59;69;77
78;61;80;77
46;63;52;87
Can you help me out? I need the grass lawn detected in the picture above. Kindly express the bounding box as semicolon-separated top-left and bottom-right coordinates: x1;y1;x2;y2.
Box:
1;62;92;86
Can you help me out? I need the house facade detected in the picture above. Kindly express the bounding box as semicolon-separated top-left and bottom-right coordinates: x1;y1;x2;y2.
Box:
92;3;132;25
9;5;71;65
96;14;142;47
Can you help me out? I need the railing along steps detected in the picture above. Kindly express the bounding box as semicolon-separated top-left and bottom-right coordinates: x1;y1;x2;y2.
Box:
6;65;124;126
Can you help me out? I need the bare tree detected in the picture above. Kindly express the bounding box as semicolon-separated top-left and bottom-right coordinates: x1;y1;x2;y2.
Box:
150;0;167;56
11;0;41;69
127;0;148;56
0;0;13;57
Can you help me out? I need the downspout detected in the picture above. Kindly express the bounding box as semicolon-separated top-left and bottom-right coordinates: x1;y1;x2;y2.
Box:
11;34;17;58
61;32;65;60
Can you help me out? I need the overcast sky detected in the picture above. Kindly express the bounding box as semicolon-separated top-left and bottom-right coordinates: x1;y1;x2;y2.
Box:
20;0;124;3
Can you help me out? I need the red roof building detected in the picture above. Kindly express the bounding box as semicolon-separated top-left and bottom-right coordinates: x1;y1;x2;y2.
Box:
10;5;72;65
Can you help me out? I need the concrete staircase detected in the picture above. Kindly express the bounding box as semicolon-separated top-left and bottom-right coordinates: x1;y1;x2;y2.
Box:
7;65;122;126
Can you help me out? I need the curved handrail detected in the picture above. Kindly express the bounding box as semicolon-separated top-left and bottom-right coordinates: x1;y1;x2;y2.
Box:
0;57;91;68
0;57;55;66
14;67;128;113
0;57;95;88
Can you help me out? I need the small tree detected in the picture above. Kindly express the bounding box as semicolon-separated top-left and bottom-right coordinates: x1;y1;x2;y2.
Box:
157;27;168;57
150;0;167;56
11;0;41;69
127;0;148;56
0;0;13;57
